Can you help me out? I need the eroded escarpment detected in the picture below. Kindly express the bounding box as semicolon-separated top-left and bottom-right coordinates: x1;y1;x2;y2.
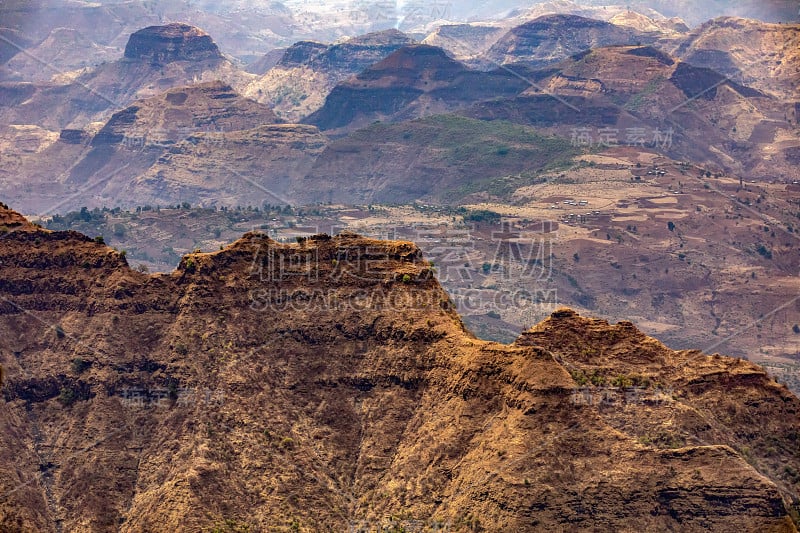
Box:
123;24;223;64
0;205;797;532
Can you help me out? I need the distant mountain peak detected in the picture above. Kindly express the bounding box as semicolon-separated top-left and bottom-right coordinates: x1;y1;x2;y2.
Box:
520;13;613;29
123;23;223;64
484;13;649;68
365;44;463;74
275;31;416;69
344;28;414;46
277;40;328;67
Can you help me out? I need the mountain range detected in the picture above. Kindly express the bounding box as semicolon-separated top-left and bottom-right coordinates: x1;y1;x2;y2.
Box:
1;15;797;211
1;4;799;530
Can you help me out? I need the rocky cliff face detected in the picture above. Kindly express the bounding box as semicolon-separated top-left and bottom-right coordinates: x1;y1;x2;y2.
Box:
0;81;310;212
319;29;417;71
0;204;798;531
0;23;248;130
120;124;327;208
421;23;507;65
123;23;223;64
242;30;417;121
483;14;654;68
244;48;287;76
674;17;800;100
89;81;281;148
303;44;530;132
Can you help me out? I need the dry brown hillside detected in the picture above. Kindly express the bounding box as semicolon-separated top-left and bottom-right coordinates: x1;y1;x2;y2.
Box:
674;17;800;100
0;81;323;212
0;203;798;531
0;23;251;130
243;30;417;122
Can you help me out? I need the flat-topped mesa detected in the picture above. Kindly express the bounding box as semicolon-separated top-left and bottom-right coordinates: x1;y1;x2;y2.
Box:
345;28;413;47
123;23;223;64
188;231;438;290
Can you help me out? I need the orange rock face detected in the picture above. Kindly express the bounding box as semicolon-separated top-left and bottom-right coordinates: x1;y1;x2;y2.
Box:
0;207;797;531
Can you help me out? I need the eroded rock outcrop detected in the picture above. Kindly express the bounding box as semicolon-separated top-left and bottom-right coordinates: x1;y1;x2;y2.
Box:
123;23;223;64
0;205;797;532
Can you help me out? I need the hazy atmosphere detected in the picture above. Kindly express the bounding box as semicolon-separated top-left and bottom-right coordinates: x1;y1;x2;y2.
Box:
0;0;799;531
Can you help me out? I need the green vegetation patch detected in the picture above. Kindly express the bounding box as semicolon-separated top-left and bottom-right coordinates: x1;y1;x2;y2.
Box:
351;115;583;202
